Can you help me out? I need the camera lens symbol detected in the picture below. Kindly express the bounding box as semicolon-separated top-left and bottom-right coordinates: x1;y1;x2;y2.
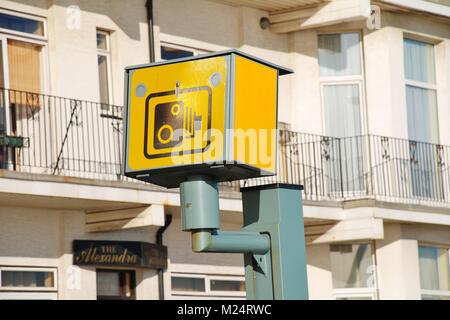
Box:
157;124;174;145
171;103;181;116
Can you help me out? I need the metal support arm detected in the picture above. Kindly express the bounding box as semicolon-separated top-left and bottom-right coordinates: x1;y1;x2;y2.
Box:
191;229;270;254
180;176;308;300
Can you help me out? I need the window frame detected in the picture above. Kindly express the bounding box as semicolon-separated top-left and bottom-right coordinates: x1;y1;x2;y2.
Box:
0;14;49;95
418;243;450;299
170;273;246;298
0;9;47;41
0;31;49;146
319;79;365;132
159;42;209;61
403;37;438;90
403;37;439;142
0;266;58;292
318;31;367;137
403;36;442;201
330;242;379;300
317;31;369;196
170;273;207;295
96;29;114;107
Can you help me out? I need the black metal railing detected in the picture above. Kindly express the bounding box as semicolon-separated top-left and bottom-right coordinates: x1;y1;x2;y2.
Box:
0;88;448;207
242;131;450;207
0;88;123;180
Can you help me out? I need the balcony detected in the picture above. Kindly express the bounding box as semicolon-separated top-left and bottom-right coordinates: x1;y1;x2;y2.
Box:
247;131;450;208
0;88;449;208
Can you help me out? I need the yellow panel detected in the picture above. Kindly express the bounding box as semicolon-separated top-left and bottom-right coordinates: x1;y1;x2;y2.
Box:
126;56;227;172
233;55;277;173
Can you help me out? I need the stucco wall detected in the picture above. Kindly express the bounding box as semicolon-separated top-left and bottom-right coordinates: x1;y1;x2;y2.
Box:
2;1;449;141
0;203;246;299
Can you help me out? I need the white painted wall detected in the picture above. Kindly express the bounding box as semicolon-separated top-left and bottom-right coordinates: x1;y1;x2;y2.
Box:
0;204;245;299
306;244;333;300
375;223;422;300
0;0;449;301
1;1;448;142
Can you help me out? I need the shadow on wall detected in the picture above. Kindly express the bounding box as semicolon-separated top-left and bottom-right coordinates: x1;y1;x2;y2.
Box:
383;10;450;40
153;0;290;53
19;0;147;41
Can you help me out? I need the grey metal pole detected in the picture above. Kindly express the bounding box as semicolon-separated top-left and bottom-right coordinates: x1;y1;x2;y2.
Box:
180;176;308;300
241;184;309;300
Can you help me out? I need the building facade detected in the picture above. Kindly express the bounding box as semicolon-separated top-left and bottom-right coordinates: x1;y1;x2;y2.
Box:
0;0;449;300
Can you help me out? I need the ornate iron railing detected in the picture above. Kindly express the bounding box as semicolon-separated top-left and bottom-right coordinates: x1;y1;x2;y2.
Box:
1;88;448;207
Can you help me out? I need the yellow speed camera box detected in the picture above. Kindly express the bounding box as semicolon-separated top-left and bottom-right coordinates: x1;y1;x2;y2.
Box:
123;50;292;188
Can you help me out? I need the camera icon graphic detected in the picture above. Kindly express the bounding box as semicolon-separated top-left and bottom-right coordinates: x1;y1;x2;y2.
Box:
144;86;212;159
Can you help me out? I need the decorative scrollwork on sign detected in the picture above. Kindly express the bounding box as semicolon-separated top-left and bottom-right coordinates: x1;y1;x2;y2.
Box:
288;142;299;161
70;100;83;126
279;130;290;145
381;136;390;160
321;136;331;161
436;145;444;168
400;159;408;183
409;141;418;165
112;121;122;133
26;92;40;120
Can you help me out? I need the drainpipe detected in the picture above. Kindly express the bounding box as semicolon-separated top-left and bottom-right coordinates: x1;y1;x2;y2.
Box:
156;214;172;300
145;0;156;63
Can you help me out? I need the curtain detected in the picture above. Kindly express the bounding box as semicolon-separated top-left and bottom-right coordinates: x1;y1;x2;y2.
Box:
323;84;364;192
404;38;436;84
7;39;42;108
404;39;441;199
437;248;450;291
0;41;4;89
98;55;109;105
318;33;361;77
323;84;361;138
407;86;441;198
0;41;5;135
419;246;450;291
419;246;440;290
406;85;439;144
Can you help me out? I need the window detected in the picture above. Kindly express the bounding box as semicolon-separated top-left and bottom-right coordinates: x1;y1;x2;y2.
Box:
210;279;245;292
318;33;361;77
403;38;442;200
0;10;47;170
0;10;45;39
170;273;245;299
0;11;45;95
0;267;57;300
97;30;112;109
404;38;438;143
419;245;450;300
96;269;136;300
318;32;365;193
0;39;5;166
161;46;194;60
160;43;208;61
172;276;205;292
0;267;57;291
7;39;42;95
330;243;378;300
